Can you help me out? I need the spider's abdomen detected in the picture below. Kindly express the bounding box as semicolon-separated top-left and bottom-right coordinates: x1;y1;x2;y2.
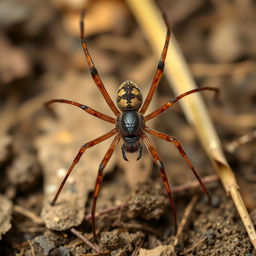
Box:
116;81;143;111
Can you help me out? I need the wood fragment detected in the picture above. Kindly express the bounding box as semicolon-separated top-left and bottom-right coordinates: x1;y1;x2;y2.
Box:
14;205;44;224
180;235;207;255
28;240;36;256
225;129;256;153
172;174;219;193
132;240;143;256
70;228;101;253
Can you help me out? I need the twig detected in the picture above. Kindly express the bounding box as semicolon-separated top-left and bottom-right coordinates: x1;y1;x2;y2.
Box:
116;222;161;237
173;194;199;247
131;240;143;256
18;227;46;233
172;174;218;193
13;205;44;224
180;235;207;255
28;240;36;256
85;203;127;221
70;228;100;253
225;129;256;153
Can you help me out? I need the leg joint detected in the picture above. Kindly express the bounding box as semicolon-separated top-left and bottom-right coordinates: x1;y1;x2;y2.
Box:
99;162;105;172
157;60;165;71
170;97;176;103
168;136;177;143
157;160;164;169
90;67;98;77
80;105;88;110
82;143;90;150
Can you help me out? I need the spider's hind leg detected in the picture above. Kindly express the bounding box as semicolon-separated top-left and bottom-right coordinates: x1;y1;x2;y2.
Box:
91;134;121;242
142;133;177;232
144;126;211;201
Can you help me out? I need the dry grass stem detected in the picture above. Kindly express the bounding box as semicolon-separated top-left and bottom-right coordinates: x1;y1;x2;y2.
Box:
180;235;207;255
70;228;101;253
13;205;44;224
126;0;256;249
28;240;36;256
225;129;256;153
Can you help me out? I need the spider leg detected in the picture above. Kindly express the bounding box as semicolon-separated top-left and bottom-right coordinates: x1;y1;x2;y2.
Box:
142;133;177;232
45;99;115;124
80;11;120;116
140;14;170;115
91;134;121;242
145;87;219;122
51;128;117;206
144;126;211;201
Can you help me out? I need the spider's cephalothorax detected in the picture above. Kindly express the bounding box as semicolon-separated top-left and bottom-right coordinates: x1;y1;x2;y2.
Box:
116;81;144;161
46;11;217;242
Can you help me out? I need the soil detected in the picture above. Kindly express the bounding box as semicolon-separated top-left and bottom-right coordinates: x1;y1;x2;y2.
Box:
0;0;256;255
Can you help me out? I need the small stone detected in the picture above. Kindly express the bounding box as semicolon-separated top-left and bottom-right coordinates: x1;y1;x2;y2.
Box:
54;216;60;223
34;235;55;255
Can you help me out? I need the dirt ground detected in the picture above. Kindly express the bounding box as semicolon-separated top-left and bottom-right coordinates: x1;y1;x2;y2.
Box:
0;0;256;255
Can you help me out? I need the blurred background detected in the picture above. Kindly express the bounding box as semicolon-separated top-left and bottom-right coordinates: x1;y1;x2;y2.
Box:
0;0;255;255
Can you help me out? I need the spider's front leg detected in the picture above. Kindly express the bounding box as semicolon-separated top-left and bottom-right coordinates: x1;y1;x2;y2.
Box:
45;99;116;124
140;13;171;115
145;87;219;121
80;11;120;116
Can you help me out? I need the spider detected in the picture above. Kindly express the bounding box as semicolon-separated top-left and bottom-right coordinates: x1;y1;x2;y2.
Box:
46;11;218;241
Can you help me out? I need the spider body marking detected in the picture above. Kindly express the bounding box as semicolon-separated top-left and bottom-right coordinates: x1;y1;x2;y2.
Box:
116;81;144;160
45;11;219;242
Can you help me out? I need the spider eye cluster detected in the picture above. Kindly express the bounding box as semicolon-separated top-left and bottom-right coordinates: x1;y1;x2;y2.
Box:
116;81;143;111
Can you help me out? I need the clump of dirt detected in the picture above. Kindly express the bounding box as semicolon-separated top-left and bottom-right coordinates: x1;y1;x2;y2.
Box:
99;229;144;253
127;181;168;220
7;152;41;192
31;230;71;256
